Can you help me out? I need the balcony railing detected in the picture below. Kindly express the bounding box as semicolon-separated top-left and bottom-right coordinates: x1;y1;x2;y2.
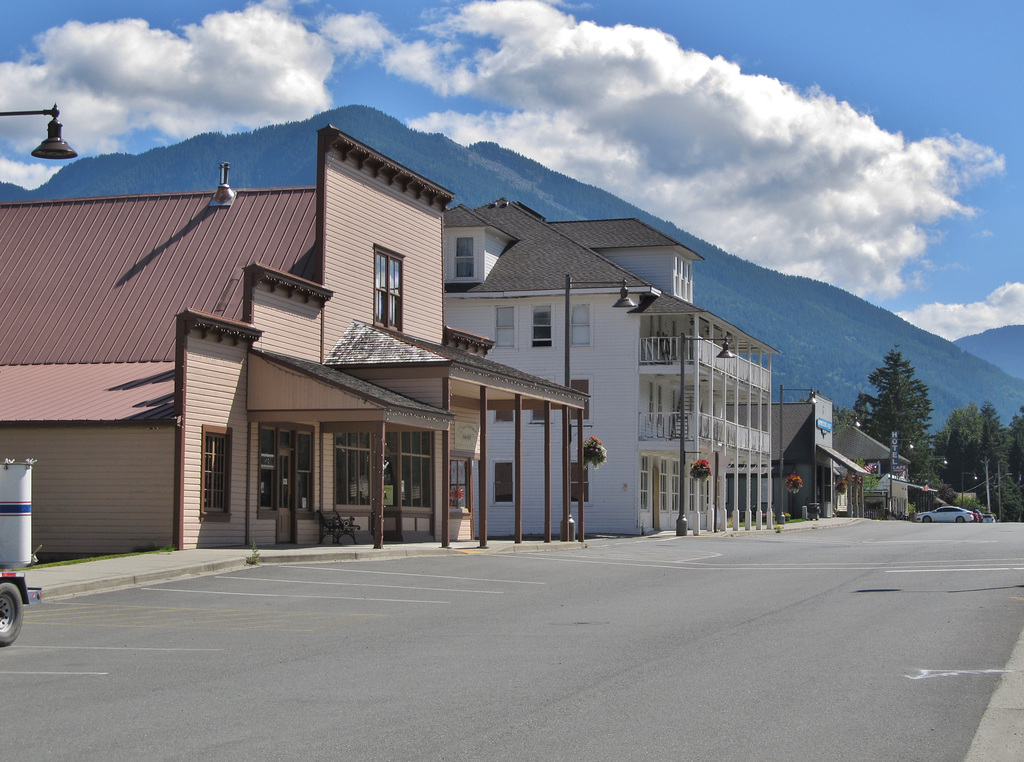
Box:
639;336;771;390
639;411;681;440
639;411;772;452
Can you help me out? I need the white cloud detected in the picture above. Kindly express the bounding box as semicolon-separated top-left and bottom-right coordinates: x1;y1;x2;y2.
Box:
321;11;395;61
0;157;61;190
898;282;1024;340
405;0;1004;300
0;2;335;179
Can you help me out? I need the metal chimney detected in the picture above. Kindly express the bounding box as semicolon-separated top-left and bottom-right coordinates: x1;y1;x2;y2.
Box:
210;162;236;207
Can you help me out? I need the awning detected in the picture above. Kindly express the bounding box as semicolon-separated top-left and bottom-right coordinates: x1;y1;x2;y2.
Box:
817;445;869;475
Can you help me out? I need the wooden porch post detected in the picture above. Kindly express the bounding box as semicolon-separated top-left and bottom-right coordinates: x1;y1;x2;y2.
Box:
544;401;552;543
372;422;385;549
561;404;571;541
478;386;489;548
514;394;523;544
576;407;585;542
441;428;451;548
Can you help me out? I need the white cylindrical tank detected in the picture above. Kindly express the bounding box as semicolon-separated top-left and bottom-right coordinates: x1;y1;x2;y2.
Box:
0;461;33;569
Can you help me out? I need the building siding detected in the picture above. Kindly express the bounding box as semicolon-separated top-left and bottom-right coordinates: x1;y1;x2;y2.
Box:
321;155;444;350
448;294;642;535
0;427;174;556
182;335;250;549
251;285;321;361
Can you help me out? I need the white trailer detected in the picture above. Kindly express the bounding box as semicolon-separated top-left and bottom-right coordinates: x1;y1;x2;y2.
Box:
0;571;40;646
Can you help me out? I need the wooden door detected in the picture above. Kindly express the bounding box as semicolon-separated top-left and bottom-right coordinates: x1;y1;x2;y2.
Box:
275;432;294;543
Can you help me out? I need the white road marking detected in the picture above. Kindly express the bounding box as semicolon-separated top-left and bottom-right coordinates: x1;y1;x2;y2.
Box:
887;568;1014;573
284;566;545;585
227;575;504;594
907;669;1010;680
142;587;449;604
17;645;223;652
0;670;107;676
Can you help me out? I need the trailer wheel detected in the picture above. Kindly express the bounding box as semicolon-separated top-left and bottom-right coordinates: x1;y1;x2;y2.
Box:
0;582;24;647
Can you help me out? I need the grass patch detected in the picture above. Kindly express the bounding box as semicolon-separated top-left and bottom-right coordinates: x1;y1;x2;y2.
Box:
18;545;176;570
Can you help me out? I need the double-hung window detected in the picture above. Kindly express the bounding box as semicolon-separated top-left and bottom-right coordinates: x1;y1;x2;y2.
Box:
532;306;552;347
455;237;474;278
374;247;403;329
495;306;515;347
202;426;230;515
570;303;590;346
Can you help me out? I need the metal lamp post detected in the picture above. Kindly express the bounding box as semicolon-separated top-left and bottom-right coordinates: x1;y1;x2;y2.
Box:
778;386;816;523
677;335;736;535
961;472;977;505
0;105;78;159
561;275;637;543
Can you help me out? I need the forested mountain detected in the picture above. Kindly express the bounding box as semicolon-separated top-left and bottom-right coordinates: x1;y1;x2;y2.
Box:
4;105;1021;427
956;326;1024;382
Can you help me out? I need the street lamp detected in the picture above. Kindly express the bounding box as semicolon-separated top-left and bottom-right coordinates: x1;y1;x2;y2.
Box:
0;104;78;159
562;275;637;543
778;386;816;524
677;334;736;535
961;472;977;499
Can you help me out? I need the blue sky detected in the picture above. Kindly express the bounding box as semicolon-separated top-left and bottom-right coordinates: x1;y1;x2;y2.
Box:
1;0;1019;341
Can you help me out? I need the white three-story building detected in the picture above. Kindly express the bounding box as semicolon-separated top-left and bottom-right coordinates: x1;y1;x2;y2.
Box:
444;200;777;536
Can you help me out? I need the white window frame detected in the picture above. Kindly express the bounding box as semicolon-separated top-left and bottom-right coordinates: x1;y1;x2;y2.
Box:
532;305;552;347
640;456;650;511
570;303;590;346
455;236;475;279
495;306;515;347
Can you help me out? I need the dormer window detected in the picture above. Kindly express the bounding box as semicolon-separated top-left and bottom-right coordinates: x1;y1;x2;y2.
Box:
455;237;475;278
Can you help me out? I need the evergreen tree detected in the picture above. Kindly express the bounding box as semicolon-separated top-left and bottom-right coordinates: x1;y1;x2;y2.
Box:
858;346;933;481
934;403;983;492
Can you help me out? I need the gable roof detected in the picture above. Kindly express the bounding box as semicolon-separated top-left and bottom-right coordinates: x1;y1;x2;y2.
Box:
444;200;646;294
551;218;702;258
0;187;317;366
326;322;587;408
833;426;910;465
254;350;452;421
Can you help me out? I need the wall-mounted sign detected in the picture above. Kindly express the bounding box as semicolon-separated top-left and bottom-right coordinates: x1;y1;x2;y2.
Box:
816;418;832;432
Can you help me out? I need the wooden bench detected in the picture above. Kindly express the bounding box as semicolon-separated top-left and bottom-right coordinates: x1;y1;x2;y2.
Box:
316;509;360;544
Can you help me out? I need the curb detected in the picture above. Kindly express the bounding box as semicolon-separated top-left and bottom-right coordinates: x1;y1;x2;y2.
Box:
33;540;587;600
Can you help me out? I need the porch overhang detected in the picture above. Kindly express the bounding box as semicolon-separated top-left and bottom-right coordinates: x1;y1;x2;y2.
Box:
248;351;452;430
817;444;869;475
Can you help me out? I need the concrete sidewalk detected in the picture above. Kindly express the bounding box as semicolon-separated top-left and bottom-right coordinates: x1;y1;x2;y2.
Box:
22;538;585;600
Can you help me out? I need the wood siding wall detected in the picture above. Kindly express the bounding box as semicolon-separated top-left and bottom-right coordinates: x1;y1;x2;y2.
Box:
251;285;322;361
320;154;444;350
182;335;250;548
1;427;174;556
447;295;641;535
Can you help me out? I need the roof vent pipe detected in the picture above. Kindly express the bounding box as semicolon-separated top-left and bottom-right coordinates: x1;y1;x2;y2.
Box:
210;162;236;207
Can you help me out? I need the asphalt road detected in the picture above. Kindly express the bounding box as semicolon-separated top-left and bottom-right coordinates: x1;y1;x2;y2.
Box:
5;521;1024;761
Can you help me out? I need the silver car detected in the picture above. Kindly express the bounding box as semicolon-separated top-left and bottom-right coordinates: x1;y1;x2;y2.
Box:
916;506;975;523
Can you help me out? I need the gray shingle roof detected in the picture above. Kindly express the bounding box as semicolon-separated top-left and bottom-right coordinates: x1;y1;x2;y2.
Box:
326;322;586;404
445;201;648;293
551;218;701;258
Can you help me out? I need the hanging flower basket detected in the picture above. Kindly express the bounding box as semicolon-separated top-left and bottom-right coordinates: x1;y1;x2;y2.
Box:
582;436;608;469
836;478;848;495
690;459;711;480
786;474;803;494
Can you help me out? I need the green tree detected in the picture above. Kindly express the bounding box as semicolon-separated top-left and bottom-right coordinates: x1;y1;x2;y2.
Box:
934;403;983;492
857;346;933;481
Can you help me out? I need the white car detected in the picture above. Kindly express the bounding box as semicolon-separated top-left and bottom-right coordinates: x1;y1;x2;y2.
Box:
916;506;975;523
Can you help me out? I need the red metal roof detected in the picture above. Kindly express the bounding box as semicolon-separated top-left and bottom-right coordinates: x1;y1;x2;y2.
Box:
0;362;175;422
0;187;317;366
